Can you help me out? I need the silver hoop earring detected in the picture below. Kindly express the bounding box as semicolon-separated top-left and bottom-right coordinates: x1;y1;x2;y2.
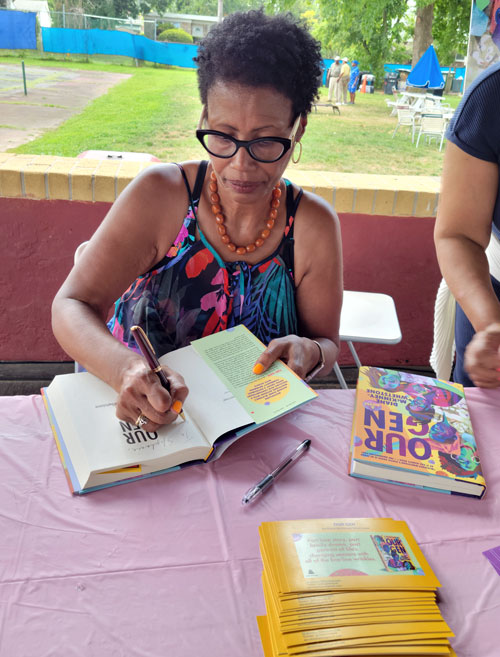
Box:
292;141;303;164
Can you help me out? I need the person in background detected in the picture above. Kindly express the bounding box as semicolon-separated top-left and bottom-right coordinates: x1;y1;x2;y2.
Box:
348;60;360;104
433;61;500;388
51;10;343;431
327;56;342;103
339;57;350;105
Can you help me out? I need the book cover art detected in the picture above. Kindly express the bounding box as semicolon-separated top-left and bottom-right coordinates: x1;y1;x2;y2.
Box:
350;367;485;489
371;534;417;573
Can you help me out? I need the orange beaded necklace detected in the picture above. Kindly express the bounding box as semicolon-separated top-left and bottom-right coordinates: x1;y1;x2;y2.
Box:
209;171;281;256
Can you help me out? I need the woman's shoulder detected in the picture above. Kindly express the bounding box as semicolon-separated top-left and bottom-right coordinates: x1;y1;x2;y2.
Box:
132;160;203;193
288;183;339;228
285;184;341;287
116;160;205;220
449;64;500;134
465;61;500;97
289;184;340;255
103;161;206;256
447;67;500;162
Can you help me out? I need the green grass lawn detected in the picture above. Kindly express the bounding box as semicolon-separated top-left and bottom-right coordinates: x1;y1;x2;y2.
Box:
1;55;460;176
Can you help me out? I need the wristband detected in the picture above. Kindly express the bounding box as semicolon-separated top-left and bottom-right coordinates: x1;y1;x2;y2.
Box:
304;340;325;382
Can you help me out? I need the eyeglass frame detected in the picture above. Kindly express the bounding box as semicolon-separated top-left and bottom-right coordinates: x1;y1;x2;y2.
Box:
195;109;302;163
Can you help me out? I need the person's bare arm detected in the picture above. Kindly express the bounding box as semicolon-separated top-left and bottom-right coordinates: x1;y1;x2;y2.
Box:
52;163;190;425
434;142;500;386
253;191;342;379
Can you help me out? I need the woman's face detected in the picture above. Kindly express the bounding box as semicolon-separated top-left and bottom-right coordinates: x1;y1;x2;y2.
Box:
204;81;303;204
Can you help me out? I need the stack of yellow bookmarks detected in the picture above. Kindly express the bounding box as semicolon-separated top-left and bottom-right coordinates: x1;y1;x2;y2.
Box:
257;518;456;657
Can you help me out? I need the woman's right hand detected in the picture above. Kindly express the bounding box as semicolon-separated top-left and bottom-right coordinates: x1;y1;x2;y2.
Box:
115;359;189;431
464;323;500;388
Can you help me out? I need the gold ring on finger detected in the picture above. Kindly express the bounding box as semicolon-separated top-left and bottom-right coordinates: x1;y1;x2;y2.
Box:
135;413;148;428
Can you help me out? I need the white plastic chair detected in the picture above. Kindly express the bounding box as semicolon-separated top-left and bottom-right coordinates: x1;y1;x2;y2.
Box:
415;114;446;151
73;241;90;372
392;108;416;142
420;106;443;117
74;240;89;265
333;291;402;389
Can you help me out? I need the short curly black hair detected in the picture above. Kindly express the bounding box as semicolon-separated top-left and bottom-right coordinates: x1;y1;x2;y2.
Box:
194;9;323;118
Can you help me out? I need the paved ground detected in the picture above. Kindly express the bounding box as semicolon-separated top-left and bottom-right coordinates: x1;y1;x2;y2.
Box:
0;63;130;151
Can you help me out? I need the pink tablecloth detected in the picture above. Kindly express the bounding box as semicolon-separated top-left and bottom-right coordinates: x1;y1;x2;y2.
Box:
1;388;499;656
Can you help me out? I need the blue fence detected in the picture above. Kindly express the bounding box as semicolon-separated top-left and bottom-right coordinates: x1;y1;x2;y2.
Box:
0;9;37;50
6;24;466;92
40;30;346;79
41;28;198;68
384;63;466;78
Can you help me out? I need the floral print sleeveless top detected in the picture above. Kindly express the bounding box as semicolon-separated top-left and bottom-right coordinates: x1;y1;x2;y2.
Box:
107;161;302;357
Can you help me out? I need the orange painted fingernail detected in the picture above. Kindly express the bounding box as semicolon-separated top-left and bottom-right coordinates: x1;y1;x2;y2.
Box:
253;363;265;375
172;400;183;414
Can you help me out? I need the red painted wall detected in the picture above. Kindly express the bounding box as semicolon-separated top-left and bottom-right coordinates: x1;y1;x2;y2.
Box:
1;198;441;366
339;212;440;368
2;197;110;361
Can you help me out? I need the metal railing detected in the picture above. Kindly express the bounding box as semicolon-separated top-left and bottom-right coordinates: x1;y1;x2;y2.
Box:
48;11;157;39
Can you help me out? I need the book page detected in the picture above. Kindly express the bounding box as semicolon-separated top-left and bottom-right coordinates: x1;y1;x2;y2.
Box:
160;344;254;446
45;372;212;489
191;325;317;424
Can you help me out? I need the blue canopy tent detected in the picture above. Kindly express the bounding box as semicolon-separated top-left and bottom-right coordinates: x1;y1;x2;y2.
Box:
407;44;444;89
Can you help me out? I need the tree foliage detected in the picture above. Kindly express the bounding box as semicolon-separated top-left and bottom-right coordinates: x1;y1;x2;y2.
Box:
64;0;471;68
411;0;470;63
265;0;470;79
316;0;408;83
156;0;261;15
412;2;434;66
432;0;470;63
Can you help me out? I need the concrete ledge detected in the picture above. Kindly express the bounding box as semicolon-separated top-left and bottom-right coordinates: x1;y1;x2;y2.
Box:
0;153;152;203
287;170;440;217
0;153;441;217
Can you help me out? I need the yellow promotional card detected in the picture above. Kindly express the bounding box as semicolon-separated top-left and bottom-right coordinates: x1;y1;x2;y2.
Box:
260;518;440;595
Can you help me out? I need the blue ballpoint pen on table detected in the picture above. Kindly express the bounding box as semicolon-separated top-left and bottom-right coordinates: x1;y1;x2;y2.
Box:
242;439;311;505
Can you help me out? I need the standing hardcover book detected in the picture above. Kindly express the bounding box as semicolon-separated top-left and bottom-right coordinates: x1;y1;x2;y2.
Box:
349;367;486;498
42;325;317;494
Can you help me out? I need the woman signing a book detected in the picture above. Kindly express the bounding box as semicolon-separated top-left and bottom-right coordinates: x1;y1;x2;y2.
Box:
51;10;343;431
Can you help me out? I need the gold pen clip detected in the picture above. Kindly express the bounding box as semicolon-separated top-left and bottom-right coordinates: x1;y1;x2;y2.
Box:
131;325;156;354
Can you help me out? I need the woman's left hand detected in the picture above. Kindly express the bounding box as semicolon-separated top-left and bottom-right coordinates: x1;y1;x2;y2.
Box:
252;335;323;380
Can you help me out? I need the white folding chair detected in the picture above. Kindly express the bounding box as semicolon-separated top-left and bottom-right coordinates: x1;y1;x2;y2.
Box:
333;291;402;389
74;241;90;372
74;240;89;265
415;114;446;151
392;108;416;142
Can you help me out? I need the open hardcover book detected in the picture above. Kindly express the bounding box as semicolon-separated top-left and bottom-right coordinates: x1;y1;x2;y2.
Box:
349;366;486;498
42;325;317;494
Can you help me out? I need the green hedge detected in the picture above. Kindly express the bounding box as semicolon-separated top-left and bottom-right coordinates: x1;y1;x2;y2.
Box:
157;28;193;44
